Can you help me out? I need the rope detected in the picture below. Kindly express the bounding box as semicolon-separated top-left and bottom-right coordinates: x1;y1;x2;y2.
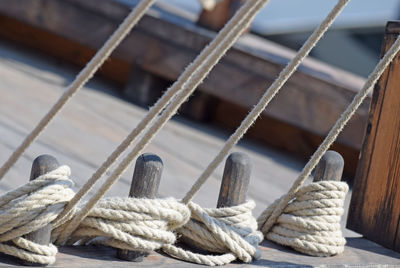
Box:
0;0;156;181
0;166;74;265
54;0;265;229
54;0;269;245
258;34;400;236
163;201;263;266
182;0;350;203
52;197;191;253
258;181;348;256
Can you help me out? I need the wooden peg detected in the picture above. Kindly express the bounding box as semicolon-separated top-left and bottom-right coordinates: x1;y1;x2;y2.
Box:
116;153;163;262
22;154;59;266
313;150;344;182
217;152;251;208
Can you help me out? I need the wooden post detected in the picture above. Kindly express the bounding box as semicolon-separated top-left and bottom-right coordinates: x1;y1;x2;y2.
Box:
347;21;400;252
217;152;251;208
197;0;246;32
116;153;163;261
22;155;59;266
313;150;344;182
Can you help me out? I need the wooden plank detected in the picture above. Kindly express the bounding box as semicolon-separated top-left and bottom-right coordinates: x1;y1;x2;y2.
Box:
347;21;400;252
0;0;368;154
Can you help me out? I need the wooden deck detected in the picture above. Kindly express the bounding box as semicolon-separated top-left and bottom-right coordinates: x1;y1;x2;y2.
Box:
0;0;370;177
0;33;399;266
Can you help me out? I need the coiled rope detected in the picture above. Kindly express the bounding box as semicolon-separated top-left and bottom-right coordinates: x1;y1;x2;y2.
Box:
258;181;349;256
0;166;74;265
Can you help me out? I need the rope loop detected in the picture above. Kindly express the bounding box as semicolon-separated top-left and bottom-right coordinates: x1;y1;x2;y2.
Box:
163;200;263;266
53;197;191;252
0;166;74;265
258;181;349;257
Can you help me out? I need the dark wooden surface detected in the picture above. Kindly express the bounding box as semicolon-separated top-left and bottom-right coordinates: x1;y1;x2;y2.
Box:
217;152;251;207
117;153;163;261
23;155;59;266
313;151;344;182
347;21;400;252
0;0;369;177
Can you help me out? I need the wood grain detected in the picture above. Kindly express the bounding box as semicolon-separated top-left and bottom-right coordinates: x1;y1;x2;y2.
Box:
313;150;343;182
347;21;400;252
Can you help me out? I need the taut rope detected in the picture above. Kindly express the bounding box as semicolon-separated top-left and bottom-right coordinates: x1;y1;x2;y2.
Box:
0;0;156;181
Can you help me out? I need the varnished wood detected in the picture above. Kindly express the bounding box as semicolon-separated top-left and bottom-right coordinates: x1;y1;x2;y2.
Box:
217;152;251;207
23;155;59;266
313;150;344;182
347;21;400;252
117;153;163;261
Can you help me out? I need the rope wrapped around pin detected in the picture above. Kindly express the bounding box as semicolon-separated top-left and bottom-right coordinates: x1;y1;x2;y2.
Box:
257;151;349;257
0;156;74;265
52;154;191;258
163;153;263;266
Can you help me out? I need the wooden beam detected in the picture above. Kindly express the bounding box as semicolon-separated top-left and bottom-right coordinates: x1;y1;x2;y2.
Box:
347;21;400;252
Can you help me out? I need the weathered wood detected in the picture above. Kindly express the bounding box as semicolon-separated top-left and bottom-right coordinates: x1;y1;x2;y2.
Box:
23;155;59;266
117;153;163;261
347;21;400;252
313;150;344;182
197;0;245;31
0;0;369;158
217;152;251;207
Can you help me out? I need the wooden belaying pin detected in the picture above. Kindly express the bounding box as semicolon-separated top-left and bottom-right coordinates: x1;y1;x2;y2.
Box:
217;152;251;208
313;150;344;182
116;153;163;262
22;154;59;266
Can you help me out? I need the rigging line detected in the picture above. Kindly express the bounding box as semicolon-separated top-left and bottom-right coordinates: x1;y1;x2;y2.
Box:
0;0;156;181
182;0;350;204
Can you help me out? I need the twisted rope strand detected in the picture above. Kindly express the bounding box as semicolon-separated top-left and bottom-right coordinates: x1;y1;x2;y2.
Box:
259;34;400;235
0;0;156;181
182;0;350;203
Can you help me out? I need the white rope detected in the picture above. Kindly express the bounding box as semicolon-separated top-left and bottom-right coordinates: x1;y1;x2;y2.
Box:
0;166;74;265
182;0;350;203
53;0;265;230
53;197;190;253
163;201;263;266
258;181;348;256
54;0;269;246
258;34;400;236
0;0;156;181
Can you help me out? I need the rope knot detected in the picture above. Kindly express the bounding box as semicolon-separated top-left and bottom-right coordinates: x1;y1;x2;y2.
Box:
59;197;190;252
163;200;263;266
0;166;74;264
258;181;349;257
